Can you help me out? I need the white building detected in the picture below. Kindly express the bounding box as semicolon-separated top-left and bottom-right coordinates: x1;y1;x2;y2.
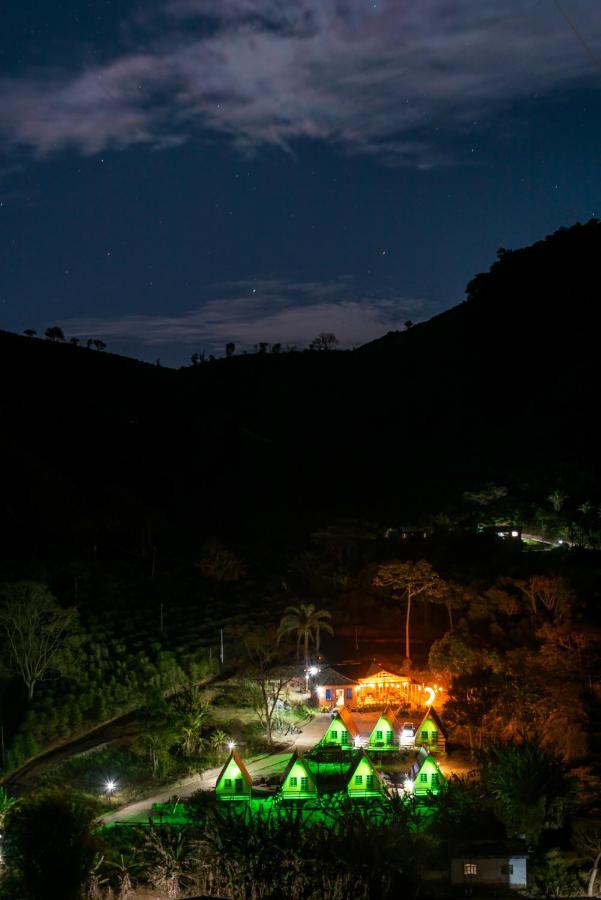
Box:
449;841;528;890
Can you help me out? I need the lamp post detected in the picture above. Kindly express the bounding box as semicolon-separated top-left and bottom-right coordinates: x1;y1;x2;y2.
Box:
104;779;117;806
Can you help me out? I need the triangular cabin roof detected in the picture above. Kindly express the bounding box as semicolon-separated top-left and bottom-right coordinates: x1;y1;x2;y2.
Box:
332;705;360;737
346;750;384;788
368;707;402;743
280;753;318;791
416;705;447;740
215;750;253;789
407;746;444;783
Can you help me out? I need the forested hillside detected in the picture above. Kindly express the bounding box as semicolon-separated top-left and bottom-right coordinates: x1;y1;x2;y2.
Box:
1;220;600;569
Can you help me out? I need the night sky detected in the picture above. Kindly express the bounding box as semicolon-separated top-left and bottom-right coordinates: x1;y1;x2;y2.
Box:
1;1;601;365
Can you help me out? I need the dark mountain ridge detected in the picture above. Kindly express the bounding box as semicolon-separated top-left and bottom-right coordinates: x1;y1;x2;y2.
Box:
1;220;600;567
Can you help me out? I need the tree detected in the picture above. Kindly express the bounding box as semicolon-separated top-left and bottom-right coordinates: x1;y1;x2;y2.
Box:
225;342;235;358
92;339;106;351
404;320;414;329
198;540;245;584
480;740;571;845
572;821;601;897
0;582;78;699
516;575;572;619
277;603;333;666
548;489;567;512
309;332;338;351
2;788;100;900
44;325;65;342
242;628;295;745
23;329;36;338
0;786;17;828
69;336;80;346
373;560;445;662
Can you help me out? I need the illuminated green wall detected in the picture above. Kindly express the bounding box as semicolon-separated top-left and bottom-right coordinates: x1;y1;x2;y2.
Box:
412;755;444;796
215;757;251;801
320;715;353;748
417;715;443;752
281;759;318;799
368;715;396;750
346;755;382;798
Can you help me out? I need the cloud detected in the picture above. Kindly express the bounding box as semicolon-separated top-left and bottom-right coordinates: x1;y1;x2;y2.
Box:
1;0;599;164
59;279;425;350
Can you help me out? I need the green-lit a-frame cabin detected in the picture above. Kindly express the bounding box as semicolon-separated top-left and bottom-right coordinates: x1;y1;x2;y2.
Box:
406;747;445;796
346;751;384;799
280;753;319;800
368;707;401;751
319;706;359;749
415;705;447;753
215;750;253;801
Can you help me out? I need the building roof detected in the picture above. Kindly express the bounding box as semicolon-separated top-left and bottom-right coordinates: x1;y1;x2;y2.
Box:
216;749;253;787
280;752;317;788
316;666;360;687
407;746;444;783
362;661;409;681
346;750;384;787
449;840;527;858
334;705;360;737
416;705;447;740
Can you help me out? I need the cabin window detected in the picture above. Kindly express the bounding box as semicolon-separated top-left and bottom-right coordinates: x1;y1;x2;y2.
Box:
421;730;428;742
431;730;438;744
289;777;298;787
386;731;393;744
345;688;353;699
431;773;437;783
366;775;374;790
355;774;363;785
331;730;338;742
420;773;427;783
325;689;332;700
464;864;477;876
224;778;232;789
342;730;349;744
300;777;308;792
235;779;243;792
376;730;383;740
501;865;513;875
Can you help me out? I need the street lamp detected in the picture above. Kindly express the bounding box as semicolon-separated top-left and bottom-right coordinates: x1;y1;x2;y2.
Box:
227;741;236;751
104;780;117;805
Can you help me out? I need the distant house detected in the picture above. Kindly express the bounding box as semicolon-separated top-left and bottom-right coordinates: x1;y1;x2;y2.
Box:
319;705;359;749
315;667;360;707
346;751;384;799
368;707;402;750
215;750;252;801
280;753;318;800
449;841;528;890
415;706;447;753
314;661;417;707
356;662;413;705
406;747;445;796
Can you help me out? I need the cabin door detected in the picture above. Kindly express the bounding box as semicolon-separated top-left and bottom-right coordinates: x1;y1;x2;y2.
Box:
335;689;345;706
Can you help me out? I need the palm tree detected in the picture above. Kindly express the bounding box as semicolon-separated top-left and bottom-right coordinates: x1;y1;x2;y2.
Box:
548;489;567;512
277;603;333;667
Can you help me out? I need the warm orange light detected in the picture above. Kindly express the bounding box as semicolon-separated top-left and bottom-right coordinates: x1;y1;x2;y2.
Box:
424;686;436;706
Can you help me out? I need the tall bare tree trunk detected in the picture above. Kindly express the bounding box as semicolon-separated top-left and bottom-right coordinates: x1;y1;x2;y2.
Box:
405;591;412;661
587;850;601;897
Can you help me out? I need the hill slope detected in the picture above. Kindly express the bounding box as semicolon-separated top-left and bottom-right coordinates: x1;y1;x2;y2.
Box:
1;220;600;564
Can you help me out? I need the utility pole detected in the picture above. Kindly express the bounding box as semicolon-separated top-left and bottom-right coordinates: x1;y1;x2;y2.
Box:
220;628;224;665
160;602;164;634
